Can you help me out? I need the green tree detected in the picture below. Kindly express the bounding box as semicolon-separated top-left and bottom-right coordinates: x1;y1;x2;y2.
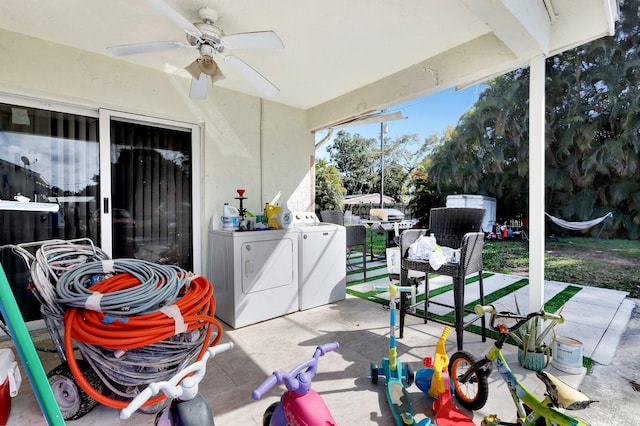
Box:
424;0;640;237
326;130;419;203
545;0;640;237
376;133;421;202
327;131;378;195
407;161;448;226
410;128;468;223
315;159;345;214
462;70;530;219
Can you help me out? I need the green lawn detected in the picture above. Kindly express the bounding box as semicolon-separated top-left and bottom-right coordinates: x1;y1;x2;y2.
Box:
366;228;640;298
484;237;640;298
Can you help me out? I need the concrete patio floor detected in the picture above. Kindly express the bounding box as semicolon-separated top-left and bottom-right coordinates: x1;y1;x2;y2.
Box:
2;263;635;425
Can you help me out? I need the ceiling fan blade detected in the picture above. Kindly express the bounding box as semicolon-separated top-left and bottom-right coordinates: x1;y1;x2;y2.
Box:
222;55;279;98
221;31;284;50
189;74;209;100
145;0;202;37
107;41;191;56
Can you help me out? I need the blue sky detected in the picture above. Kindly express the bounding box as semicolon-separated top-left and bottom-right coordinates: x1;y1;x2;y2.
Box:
315;84;485;160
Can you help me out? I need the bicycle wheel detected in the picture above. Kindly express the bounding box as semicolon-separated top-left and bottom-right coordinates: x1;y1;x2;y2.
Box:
449;351;489;411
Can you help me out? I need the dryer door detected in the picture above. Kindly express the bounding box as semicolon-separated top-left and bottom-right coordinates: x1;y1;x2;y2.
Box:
241;237;295;294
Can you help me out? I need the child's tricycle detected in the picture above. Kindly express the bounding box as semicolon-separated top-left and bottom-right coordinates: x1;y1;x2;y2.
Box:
252;342;339;425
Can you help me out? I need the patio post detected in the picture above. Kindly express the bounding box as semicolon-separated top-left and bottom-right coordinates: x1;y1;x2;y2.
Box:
528;54;546;313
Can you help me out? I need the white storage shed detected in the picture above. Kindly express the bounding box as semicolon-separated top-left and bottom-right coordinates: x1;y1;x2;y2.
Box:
446;195;497;233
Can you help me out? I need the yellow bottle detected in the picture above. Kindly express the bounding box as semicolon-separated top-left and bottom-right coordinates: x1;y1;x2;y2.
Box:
267;204;281;229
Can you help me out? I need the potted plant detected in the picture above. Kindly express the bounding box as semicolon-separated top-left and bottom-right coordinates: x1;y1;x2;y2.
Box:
509;296;562;371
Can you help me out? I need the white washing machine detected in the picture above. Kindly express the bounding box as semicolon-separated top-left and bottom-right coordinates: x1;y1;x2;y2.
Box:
207;229;299;328
291;212;346;310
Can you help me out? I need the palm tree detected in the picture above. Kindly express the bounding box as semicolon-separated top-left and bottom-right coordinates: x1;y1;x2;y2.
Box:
424;0;640;237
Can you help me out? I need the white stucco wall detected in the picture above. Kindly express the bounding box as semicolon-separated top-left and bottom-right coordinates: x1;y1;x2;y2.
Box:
0;28;314;272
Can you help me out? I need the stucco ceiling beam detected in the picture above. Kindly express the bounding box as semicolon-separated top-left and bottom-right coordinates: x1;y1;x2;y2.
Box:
460;0;551;59
308;33;524;132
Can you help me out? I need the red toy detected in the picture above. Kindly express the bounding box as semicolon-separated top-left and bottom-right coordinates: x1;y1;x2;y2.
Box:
432;369;474;426
418;326;474;426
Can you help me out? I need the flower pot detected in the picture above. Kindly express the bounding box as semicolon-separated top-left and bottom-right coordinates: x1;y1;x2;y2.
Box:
517;347;549;371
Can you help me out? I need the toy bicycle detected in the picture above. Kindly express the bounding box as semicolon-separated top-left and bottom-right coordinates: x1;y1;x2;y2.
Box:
448;304;596;426
120;341;234;425
252;342;339;426
371;285;432;426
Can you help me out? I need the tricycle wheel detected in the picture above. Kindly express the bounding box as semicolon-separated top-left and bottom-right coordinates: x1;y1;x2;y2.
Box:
263;401;279;426
370;362;379;384
47;360;103;420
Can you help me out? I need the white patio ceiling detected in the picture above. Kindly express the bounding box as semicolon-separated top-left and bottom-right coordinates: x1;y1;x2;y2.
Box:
0;0;618;130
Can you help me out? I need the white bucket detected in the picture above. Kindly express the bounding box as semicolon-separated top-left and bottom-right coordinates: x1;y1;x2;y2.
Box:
552;336;584;374
222;203;239;231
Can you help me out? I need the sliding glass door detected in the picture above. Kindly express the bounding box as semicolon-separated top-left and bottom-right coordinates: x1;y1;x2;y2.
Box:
0;100;200;322
0;102;100;320
106;117;196;269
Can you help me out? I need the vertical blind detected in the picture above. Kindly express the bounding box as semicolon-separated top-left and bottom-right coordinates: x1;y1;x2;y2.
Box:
110;119;193;269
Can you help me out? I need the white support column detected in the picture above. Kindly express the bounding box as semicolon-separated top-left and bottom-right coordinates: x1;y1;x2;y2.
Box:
529;54;546;313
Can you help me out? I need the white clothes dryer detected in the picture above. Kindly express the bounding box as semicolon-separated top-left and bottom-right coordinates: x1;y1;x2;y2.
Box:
207;228;299;328
291;212;346;310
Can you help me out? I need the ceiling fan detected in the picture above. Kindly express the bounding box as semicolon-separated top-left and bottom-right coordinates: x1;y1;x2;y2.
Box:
107;0;284;100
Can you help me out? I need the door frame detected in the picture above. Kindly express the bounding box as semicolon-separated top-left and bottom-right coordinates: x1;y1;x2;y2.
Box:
98;109;202;273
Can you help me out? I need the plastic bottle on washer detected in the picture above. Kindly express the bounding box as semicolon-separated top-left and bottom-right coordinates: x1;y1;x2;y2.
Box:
222;203;239;231
277;207;292;229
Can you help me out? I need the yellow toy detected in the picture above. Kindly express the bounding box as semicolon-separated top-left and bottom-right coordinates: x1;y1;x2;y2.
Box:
415;325;475;426
428;326;450;398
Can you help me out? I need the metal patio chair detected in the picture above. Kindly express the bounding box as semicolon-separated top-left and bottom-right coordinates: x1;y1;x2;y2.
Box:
321;210;367;281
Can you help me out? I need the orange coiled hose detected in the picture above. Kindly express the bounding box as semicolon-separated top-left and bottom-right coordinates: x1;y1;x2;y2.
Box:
63;273;223;409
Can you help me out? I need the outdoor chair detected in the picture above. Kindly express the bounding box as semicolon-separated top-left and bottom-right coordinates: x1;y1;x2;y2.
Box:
399;207;486;350
321;210;367;281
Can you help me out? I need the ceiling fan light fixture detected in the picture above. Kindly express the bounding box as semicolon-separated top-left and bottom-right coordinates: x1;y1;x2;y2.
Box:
199;55;218;76
185;56;225;86
185;59;203;79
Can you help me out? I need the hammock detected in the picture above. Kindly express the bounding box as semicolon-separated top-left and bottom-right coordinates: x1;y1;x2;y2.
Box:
545;211;613;231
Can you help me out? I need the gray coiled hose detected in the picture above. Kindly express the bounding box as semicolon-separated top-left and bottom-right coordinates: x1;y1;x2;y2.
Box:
55;259;188;315
12;239;110;321
55;258;212;398
6;240;217;400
